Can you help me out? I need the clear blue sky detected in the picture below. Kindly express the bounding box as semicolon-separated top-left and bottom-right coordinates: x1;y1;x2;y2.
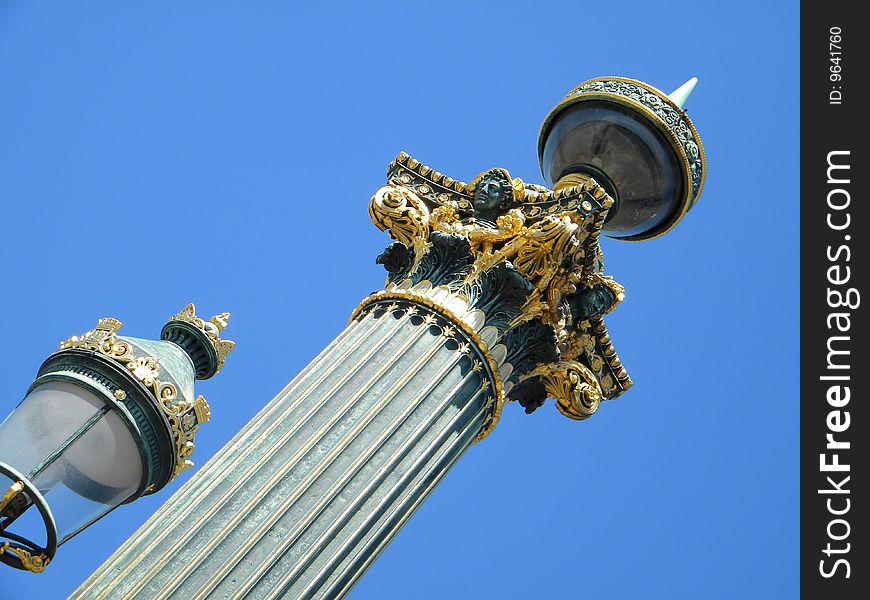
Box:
1;1;798;597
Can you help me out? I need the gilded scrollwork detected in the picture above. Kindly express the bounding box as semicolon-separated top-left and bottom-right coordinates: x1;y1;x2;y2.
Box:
59;314;213;478
1;541;49;573
524;360;605;420
369;184;431;265
362;153;634;436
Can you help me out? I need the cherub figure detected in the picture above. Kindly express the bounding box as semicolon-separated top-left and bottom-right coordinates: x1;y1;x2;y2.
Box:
428;168;526;248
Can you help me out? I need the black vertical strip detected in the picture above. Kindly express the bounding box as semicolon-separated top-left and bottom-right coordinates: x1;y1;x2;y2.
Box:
802;3;867;597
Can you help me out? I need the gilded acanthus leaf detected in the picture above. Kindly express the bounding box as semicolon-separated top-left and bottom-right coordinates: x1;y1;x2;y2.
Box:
366;153;633;434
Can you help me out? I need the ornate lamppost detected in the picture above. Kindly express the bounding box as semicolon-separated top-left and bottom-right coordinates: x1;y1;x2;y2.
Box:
0;305;233;573
73;76;705;598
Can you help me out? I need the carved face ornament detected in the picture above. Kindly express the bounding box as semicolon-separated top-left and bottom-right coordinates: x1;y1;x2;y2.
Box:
574;285;616;320
473;171;512;213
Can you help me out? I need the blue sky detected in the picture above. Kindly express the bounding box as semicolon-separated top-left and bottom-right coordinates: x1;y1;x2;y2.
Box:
1;1;799;598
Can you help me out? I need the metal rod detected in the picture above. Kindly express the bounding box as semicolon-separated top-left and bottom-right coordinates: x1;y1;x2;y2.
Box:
27;404;111;482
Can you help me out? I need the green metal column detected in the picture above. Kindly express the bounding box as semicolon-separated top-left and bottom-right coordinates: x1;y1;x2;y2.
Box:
72;297;497;599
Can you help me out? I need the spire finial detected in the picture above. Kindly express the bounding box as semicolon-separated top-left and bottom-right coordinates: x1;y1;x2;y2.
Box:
667;76;698;109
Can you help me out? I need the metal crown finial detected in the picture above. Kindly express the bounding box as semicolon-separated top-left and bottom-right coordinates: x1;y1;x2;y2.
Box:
161;303;235;379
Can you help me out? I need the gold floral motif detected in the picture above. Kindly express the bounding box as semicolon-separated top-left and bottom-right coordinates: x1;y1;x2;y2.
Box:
429;202;460;231
509;215;581;285
194;394;211;424
60;317;128;357
1;541;50;573
467;209;526;245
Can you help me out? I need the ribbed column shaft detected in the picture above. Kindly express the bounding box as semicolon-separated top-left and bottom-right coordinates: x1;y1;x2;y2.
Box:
72;300;495;600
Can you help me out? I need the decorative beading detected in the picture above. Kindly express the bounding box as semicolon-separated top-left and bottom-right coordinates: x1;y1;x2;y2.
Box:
564;77;706;207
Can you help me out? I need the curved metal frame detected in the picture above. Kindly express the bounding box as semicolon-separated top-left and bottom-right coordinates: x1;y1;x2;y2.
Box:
0;461;57;573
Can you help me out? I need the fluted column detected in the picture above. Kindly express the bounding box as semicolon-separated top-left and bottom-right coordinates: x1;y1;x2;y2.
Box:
73;298;497;599
74;149;642;599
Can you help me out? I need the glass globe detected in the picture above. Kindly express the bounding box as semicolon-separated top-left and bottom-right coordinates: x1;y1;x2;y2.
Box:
0;381;143;544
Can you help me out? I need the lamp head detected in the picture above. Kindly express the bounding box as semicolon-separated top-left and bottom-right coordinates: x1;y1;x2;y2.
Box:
537;77;706;241
0;304;233;572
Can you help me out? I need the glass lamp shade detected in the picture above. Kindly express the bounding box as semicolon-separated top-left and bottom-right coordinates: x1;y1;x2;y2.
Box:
0;381;143;544
538;77;706;241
